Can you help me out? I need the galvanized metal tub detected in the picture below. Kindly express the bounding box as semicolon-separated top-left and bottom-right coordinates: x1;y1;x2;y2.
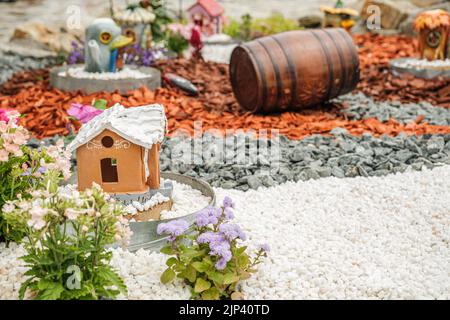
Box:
390;58;450;79
50;64;161;94
125;172;215;252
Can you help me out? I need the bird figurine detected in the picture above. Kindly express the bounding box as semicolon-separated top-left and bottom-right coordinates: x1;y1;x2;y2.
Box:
84;18;133;73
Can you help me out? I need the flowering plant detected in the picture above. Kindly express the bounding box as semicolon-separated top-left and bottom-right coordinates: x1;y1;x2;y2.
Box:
3;183;131;300
166;23;191;57
67;40;85;65
0;110;71;242
158;197;269;300
67;40;166;67
122;43;168;67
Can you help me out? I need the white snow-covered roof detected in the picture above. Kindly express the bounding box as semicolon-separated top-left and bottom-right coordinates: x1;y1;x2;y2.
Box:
68;103;167;151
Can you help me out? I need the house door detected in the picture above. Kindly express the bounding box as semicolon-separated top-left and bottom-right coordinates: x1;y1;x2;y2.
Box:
100;158;118;183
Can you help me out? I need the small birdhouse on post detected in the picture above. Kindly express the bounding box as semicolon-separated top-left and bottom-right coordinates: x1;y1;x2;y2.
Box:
414;9;450;61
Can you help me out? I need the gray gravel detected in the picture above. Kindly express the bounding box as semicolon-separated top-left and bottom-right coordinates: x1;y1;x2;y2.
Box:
30;131;450;191
0;51;57;84
337;92;450;126
159;131;450;191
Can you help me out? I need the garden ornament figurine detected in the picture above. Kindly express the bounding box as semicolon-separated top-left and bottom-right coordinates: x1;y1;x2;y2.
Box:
85;18;133;73
414;10;450;61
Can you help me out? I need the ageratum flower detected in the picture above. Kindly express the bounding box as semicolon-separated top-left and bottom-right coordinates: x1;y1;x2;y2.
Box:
218;223;246;241
257;243;271;252
197;231;224;244
222;196;235;209
157;219;189;241
194;206;221;227
223;207;234;220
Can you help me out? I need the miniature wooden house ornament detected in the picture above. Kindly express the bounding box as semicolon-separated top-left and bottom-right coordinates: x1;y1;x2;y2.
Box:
414;10;450;61
187;0;225;36
68;103;173;221
320;0;358;31
112;3;156;49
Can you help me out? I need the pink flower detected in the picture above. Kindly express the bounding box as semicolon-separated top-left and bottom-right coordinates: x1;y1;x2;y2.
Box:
11;131;28;145
0;109;19;124
0;109;11;123
168;23;192;40
68;103;103;124
65;208;79;220
0;149;9;162
3;142;20;154
27;206;47;230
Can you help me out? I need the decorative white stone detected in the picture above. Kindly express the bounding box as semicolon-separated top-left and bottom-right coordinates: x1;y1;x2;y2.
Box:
1;166;450;299
393;58;450;70
58;66;150;80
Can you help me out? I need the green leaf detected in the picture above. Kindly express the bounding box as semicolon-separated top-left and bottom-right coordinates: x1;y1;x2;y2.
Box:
237;255;251;269
95;266;127;295
192;261;209;273
223;273;240;285
161;268;176;284
201;287;220;300
185;264;197;283
160;245;175;255
181;247;204;258
18;278;35;300
236;246;247;256
194;278;211;293
166;257;178;267
36;282;65;300
208;272;224;285
93;99;107;110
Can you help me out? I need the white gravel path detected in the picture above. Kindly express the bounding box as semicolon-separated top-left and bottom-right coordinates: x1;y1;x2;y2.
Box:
1;166;449;300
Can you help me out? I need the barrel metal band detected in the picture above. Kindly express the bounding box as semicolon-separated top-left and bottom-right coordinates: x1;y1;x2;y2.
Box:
311;30;334;102
270;35;298;108
246;44;268;111
257;38;283;110
322;29;348;96
338;28;360;90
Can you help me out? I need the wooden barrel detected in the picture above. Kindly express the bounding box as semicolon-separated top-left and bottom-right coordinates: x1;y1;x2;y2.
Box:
229;28;360;113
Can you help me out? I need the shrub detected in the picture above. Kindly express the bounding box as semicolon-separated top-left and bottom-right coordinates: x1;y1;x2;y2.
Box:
224;12;299;40
158;196;269;300
0;110;71;243
3;183;131;300
166;23;191;57
251;12;299;38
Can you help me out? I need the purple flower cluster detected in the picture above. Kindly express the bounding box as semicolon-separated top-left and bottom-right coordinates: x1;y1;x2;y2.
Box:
195;206;221;227
67;41;85;65
157;219;189;242
123;44;166;67
222;196;234;209
218;223;247;241
197;231;232;270
66;41;166;67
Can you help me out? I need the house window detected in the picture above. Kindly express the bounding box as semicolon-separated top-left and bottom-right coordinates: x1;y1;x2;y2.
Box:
426;30;442;48
101;158;118;183
101;136;114;148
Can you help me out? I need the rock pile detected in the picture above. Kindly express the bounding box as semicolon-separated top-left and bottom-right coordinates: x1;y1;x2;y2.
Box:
160;131;450;190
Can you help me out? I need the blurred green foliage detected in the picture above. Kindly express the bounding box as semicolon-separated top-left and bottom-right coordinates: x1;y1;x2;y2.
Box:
223;12;300;41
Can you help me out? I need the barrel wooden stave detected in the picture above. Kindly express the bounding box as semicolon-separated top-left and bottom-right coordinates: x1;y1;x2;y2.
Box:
229;28;360;113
